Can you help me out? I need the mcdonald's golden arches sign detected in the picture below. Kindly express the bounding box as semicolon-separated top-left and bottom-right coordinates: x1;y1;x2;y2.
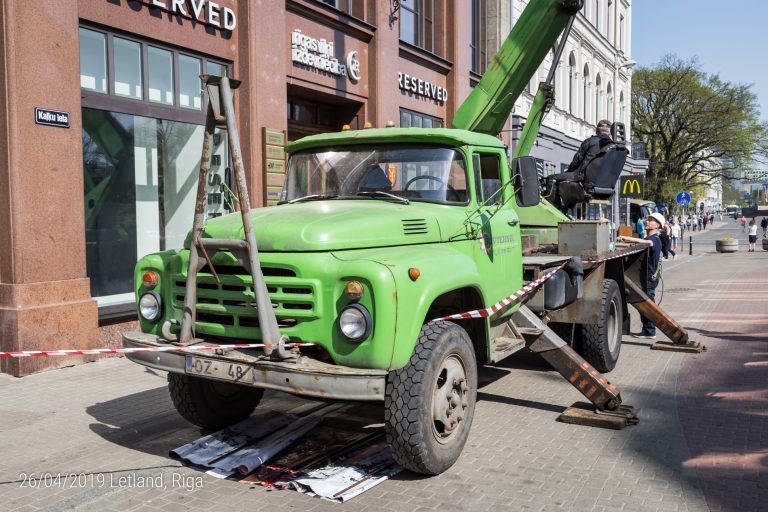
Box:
619;175;645;198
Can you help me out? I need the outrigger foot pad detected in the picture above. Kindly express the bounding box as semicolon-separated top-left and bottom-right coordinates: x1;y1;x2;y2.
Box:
558;402;640;430
650;340;706;353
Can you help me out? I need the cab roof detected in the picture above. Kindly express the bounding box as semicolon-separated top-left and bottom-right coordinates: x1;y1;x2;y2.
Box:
286;127;506;154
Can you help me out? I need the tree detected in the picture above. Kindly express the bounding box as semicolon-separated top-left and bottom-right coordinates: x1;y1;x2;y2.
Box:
631;55;768;202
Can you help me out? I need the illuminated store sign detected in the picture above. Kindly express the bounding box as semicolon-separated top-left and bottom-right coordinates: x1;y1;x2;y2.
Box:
291;30;361;82
149;0;237;31
398;72;448;103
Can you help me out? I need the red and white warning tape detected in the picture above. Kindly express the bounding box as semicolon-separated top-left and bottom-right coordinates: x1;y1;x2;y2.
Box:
583;244;646;265
0;342;316;359
433;262;569;321
2;247;648;358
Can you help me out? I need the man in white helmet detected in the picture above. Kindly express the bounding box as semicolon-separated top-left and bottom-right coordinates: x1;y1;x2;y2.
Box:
618;212;665;339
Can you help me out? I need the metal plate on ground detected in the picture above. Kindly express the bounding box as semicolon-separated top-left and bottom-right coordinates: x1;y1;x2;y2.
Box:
186;356;253;383
651;341;706;353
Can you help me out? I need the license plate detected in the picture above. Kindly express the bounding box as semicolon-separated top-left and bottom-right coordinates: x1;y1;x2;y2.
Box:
185;356;253;383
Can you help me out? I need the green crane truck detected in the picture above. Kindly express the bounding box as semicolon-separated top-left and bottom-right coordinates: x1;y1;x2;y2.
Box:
123;0;692;475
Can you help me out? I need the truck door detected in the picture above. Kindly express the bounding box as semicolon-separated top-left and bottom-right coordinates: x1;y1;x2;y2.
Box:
472;151;523;304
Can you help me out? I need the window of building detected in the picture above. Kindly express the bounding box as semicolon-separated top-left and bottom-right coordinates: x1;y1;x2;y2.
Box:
582;63;590;122
79;27;230;306
470;0;487;74
80;28;107;94
80;26;227;112
595;73;602;121
619;14;625;51
400;0;435;53
608;0;614;39
113;37;142;100
606;81;614;120
568;52;577;115
316;0;365;20
148;46;174;105
399;108;444;129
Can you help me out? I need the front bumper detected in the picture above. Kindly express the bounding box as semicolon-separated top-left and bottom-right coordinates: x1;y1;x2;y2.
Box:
123;331;387;401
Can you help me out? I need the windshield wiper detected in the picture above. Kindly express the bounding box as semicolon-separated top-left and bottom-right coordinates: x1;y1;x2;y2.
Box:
282;194;339;204
355;191;410;204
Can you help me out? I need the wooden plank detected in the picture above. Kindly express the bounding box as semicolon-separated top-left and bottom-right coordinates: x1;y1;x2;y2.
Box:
651;341;706;353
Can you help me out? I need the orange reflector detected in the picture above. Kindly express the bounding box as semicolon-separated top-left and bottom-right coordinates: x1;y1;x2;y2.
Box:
344;280;364;301
408;268;421;281
363;121;373;129
142;271;159;288
341;124;351;131
386;120;395;127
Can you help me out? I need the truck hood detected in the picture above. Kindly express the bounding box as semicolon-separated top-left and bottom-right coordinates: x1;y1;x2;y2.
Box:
197;201;450;252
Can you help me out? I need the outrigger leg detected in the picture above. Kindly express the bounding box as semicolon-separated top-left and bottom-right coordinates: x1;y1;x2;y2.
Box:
510;306;639;429
623;279;706;353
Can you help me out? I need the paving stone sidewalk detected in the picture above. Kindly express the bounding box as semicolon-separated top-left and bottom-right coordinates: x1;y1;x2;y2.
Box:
0;222;762;511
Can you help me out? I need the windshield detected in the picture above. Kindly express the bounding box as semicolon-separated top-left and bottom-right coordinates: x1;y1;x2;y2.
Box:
283;145;468;204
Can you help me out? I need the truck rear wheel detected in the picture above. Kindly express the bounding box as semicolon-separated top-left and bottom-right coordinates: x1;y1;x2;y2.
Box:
167;373;263;430
580;278;622;372
385;321;477;475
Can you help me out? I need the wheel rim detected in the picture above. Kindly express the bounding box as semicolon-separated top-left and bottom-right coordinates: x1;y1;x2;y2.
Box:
607;299;621;355
431;354;469;444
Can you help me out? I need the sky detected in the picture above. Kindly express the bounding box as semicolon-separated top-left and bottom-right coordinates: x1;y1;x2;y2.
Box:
632;0;768;120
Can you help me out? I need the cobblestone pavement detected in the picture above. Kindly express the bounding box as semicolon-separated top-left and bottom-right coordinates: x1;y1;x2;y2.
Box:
0;222;764;511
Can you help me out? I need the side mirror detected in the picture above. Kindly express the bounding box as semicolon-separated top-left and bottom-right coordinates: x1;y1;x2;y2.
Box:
511;156;540;207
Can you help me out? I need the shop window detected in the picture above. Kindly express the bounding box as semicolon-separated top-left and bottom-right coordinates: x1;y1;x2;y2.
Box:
80;28;107;94
399;108;444;129
179;55;202;110
470;0;487;74
79;26;231;306
400;0;435;53
83;108;229;302
148;47;174;105
114;38;142;100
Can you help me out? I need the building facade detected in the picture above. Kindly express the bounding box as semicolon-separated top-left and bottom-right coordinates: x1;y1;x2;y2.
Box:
0;0;640;377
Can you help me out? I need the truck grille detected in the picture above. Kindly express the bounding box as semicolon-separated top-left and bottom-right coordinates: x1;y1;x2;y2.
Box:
172;263;318;339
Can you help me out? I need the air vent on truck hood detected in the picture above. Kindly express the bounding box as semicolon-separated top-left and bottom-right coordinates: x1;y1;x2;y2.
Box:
402;218;429;235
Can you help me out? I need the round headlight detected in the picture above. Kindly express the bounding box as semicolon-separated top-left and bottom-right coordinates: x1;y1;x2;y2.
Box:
338;304;372;342
139;292;162;323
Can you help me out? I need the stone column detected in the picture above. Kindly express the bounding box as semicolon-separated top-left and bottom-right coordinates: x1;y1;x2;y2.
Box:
446;0;472;127
369;2;401;126
0;0;99;376
237;0;287;207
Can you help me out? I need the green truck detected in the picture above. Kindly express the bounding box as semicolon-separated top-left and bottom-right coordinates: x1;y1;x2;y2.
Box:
123;0;691;475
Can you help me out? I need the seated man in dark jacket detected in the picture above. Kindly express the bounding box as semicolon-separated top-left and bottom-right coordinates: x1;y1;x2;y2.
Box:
567;119;614;174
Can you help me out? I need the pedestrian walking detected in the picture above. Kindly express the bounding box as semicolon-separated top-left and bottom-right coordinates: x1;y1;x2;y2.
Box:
618;212;664;340
761;217;767;238
686;215;693;232
741;214;747;232
636;217;646;238
702;213;708;230
670;218;681;254
698;214;703;231
748;219;758;251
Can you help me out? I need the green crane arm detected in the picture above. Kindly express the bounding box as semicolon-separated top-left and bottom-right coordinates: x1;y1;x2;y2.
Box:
451;0;582;136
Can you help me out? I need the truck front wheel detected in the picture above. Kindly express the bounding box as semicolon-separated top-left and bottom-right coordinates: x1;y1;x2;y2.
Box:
385;321;477;475
167;373;264;430
580;278;623;372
